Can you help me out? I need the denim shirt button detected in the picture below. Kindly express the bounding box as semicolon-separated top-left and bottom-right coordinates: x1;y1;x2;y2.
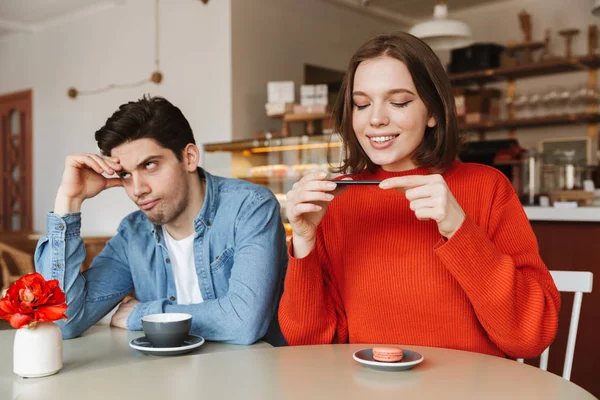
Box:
169;296;176;301
165;258;171;264
56;263;61;269
57;225;64;230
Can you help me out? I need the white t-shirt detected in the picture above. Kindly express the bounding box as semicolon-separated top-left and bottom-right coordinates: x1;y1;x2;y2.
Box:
162;226;203;305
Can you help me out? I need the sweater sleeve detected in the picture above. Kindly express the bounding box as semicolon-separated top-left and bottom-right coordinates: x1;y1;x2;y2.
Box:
434;179;560;359
278;230;348;345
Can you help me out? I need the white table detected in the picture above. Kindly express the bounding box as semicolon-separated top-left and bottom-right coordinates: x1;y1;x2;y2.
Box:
0;325;596;399
0;324;271;399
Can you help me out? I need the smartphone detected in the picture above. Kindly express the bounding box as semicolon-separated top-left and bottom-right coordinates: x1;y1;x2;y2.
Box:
328;180;382;185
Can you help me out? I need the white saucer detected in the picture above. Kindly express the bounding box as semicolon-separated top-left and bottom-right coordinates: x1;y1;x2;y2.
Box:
129;334;205;356
353;348;424;371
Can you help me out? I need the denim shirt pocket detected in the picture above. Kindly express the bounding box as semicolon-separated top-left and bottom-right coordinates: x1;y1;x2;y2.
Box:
210;247;235;297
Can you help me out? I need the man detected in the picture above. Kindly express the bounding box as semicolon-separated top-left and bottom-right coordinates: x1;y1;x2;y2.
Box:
35;96;288;345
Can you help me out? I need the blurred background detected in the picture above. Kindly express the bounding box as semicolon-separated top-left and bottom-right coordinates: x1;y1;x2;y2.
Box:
1;0;600;396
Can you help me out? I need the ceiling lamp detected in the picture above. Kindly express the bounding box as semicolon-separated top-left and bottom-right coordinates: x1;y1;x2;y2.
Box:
593;0;600;16
409;1;473;50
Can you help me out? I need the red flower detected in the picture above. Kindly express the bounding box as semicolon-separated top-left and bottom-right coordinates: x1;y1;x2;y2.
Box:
0;272;68;329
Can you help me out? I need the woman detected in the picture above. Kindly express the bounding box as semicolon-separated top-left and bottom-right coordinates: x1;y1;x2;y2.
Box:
278;32;560;359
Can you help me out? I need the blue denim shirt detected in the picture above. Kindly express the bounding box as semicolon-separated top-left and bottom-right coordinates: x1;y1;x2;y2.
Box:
35;169;288;345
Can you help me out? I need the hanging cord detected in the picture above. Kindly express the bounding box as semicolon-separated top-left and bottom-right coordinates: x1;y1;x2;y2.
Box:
155;0;160;71
68;0;161;98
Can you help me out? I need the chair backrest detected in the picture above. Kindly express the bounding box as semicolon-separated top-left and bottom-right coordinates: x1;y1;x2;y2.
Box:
517;270;593;381
0;241;35;291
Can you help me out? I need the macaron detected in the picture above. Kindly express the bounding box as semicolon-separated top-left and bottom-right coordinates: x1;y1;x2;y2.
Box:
372;346;404;362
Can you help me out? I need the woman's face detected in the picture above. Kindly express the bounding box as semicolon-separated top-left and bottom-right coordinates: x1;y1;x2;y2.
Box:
352;56;437;172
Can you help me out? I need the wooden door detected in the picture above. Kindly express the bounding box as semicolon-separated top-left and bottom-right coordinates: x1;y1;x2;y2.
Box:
0;90;33;233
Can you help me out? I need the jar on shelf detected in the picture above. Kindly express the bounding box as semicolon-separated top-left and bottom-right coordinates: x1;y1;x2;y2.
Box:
518;148;541;205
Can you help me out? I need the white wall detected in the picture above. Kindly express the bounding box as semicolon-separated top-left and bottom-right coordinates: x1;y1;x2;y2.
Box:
230;0;402;140
445;0;599;159
0;0;232;235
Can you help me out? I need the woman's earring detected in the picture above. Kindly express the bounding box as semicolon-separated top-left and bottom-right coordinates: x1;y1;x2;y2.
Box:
427;117;437;128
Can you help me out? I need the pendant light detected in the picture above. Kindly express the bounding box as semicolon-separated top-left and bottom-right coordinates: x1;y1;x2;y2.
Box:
409;1;473;50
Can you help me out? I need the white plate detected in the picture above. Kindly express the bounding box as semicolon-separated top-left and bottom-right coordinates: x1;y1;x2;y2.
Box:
353;348;424;371
129;334;205;356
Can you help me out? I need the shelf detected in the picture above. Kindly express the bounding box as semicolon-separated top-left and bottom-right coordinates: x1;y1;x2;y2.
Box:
204;114;599;152
239;177;298;185
241;173;343;185
268;112;330;120
203;133;341;153
505;41;545;52
283;113;331;122
492;160;523;166
459;112;600;132
449;55;600;86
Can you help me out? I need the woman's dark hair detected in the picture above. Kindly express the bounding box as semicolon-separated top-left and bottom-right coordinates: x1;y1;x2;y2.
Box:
95;95;195;160
332;32;462;174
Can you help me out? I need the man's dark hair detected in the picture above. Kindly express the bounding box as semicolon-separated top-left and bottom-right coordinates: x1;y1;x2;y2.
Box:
95;95;195;160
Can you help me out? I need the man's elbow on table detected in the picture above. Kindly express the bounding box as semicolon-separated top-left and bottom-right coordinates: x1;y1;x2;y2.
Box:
227;314;271;345
57;322;86;340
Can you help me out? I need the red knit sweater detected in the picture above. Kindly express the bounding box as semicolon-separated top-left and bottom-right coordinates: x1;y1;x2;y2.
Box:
279;162;560;358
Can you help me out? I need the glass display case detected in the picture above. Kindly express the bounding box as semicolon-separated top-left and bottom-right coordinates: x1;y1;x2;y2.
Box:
203;134;344;235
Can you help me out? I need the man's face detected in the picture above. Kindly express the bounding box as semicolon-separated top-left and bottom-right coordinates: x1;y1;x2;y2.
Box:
111;138;190;225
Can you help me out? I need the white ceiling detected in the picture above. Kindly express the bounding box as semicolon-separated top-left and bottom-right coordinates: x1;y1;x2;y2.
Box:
368;0;510;19
0;0;115;24
322;0;512;26
0;0;509;38
0;0;122;36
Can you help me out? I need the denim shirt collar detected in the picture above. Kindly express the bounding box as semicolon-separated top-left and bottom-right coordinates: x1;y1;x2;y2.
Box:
150;167;218;243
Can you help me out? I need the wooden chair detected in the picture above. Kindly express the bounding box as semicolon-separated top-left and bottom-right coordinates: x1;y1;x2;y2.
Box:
0;231;37;254
81;236;111;271
0;234;111;289
0;241;35;292
517;270;593;381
